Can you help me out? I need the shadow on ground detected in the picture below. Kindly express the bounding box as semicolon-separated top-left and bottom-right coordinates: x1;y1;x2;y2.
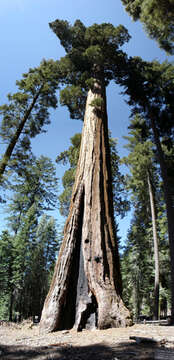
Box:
0;341;174;359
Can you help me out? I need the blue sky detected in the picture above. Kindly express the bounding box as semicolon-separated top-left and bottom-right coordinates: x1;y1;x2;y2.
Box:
0;0;171;242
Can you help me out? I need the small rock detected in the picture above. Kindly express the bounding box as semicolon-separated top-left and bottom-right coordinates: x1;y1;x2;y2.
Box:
62;330;69;335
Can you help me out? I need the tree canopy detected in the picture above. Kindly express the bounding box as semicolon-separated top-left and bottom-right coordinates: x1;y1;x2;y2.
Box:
121;0;174;53
40;19;132;332
49;19;130;119
1;13;174;326
0;59;60;183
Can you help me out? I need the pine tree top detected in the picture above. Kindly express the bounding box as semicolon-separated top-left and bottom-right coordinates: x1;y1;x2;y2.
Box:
49;19;130;120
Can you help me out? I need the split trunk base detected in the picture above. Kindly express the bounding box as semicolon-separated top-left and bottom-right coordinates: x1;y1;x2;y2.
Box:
40;85;132;333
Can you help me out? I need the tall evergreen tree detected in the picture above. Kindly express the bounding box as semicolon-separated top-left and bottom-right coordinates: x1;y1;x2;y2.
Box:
40;20;132;333
0;231;14;320
1;211;60;320
122;115;160;319
0;59;60;183
120;57;174;322
7;155;58;234
13;213;59;319
12;204;38;318
0;155;59;320
122;208;155;320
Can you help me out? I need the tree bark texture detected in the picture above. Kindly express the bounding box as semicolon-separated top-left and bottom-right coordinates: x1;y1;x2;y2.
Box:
150;115;174;323
147;170;159;320
40;80;131;333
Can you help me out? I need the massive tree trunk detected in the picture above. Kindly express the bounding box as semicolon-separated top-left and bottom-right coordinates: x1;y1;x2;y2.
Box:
40;79;131;333
147;170;159;320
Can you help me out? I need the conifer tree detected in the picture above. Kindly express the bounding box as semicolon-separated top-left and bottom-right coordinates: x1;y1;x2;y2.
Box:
0;231;14;320
0;155;59;320
122;115;160;319
40;20;132;333
122;209;154;319
120;59;174;322
7;155;58;234
12;204;38;318
0;59;60;183
121;0;174;53
4;211;60;320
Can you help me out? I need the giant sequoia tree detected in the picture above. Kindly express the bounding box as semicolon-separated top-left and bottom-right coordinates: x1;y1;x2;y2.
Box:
40;20;131;332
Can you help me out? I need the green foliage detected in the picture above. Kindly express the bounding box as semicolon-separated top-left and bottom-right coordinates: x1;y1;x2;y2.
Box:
122;203;170;319
120;57;174;228
0;153;60;320
0;59;60;182
121;0;174;53
0;59;60;141
122;115;157;203
49;19;130;119
120;59;174;160
0;214;60;320
109;137;130;218
90;98;104;109
122;208;156;318
121;57;174;320
0;231;13;293
122;59;174;117
0;231;14;320
7;155;58;234
12;204;38;295
56;133;81;217
60;85;86;120
121;115;171;319
13;214;59;318
0;296;9;320
85;78;95;89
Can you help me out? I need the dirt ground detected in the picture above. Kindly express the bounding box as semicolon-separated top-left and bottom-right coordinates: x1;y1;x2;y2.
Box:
0;321;174;359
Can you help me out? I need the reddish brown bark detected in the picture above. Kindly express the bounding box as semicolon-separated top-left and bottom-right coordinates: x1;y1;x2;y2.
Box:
40;80;131;333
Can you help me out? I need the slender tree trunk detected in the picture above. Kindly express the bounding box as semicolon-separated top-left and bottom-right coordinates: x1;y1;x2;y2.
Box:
133;272;140;322
40;79;131;333
147;170;159;320
9;290;14;322
150;115;174;323
0;86;43;183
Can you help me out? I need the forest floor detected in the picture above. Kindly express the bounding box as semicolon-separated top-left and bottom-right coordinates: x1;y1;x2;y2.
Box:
0;320;174;359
